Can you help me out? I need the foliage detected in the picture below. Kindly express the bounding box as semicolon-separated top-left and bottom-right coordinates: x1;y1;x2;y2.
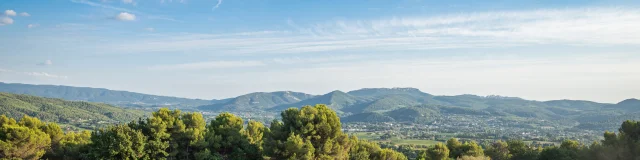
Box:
0;115;51;160
0;92;145;130
417;142;450;160
1;100;640;160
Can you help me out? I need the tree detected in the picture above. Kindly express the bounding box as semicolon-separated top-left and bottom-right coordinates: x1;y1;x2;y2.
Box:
244;120;266;152
460;141;484;157
144;108;181;160
418;142;449;160
349;136;381;160
538;140;584;160
87;125;148;160
374;148;408;160
205;112;260;159
56;131;92;160
447;138;463;158
0;115;51;160
507;140;539;160
266;104;352;159
172;112;208;160
484;140;511;160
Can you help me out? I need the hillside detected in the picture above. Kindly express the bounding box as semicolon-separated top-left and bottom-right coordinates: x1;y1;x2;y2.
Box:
0;92;146;130
0;82;213;108
198;91;314;111
270;90;366;114
347;88;432;99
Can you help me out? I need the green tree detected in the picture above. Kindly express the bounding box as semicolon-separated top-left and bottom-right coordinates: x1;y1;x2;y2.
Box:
374;148;408;160
484;140;511;160
460;141;484;157
418;142;450;160
447;138;463;158
205;112;260;159
172;112;208;160
507;140;539;160
348;136;381;160
244;120;266;152
0;115;51;160
57;131;92;160
144;108;181;160
87;125;148;160
265;104;352;160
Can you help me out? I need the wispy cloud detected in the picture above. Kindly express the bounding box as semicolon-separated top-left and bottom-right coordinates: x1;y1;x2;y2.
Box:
37;60;53;66
148;60;266;70
27;24;39;28
70;0;135;13
39;7;640;55
70;0;179;22
212;0;223;11
24;72;69;79
0;68;68;79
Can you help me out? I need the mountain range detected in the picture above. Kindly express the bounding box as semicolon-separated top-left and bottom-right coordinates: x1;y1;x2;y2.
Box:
1;82;639;131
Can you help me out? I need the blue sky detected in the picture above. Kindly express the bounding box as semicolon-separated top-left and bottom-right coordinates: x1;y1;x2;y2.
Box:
1;0;639;103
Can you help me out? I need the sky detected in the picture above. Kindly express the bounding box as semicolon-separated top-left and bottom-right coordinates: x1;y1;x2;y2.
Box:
1;0;639;103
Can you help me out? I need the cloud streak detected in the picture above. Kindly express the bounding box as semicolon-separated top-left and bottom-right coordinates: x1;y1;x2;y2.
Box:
85;7;640;56
212;0;222;11
70;0;179;22
148;60;266;70
0;68;68;79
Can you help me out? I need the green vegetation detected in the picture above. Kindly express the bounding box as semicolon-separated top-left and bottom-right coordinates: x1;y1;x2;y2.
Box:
1;104;408;160
0;82;214;108
0;92;145;130
198;91;314;112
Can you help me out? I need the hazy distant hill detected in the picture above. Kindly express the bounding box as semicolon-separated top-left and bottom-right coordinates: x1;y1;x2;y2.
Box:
270;90;366;114
606;98;640;111
0;82;213;108
198;91;315;111
347;88;432;99
0;92;145;129
543;100;607;110
6;82;638;127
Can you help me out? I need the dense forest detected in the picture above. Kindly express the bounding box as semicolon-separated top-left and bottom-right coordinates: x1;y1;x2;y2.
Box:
1;104;639;160
0;92;145;130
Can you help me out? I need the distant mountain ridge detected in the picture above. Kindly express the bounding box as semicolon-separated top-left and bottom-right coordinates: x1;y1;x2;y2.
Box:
198;91;315;111
0;82;214;108
3;82;639;129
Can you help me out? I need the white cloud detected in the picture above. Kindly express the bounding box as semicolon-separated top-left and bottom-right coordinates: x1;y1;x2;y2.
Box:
37;60;53;66
27;24;39;28
149;60;266;70
115;12;136;21
92;7;640;55
25;72;69;79
122;0;136;5
19;12;30;17
0;68;68;79
0;17;13;26
212;0;222;10
4;10;16;16
145;27;155;32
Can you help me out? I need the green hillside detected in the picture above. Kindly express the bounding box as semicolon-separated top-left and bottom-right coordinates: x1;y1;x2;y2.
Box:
347;88;432;99
270;90;366;114
198;91;314;111
0;92;146;130
345;94;422;113
0;82;213;108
